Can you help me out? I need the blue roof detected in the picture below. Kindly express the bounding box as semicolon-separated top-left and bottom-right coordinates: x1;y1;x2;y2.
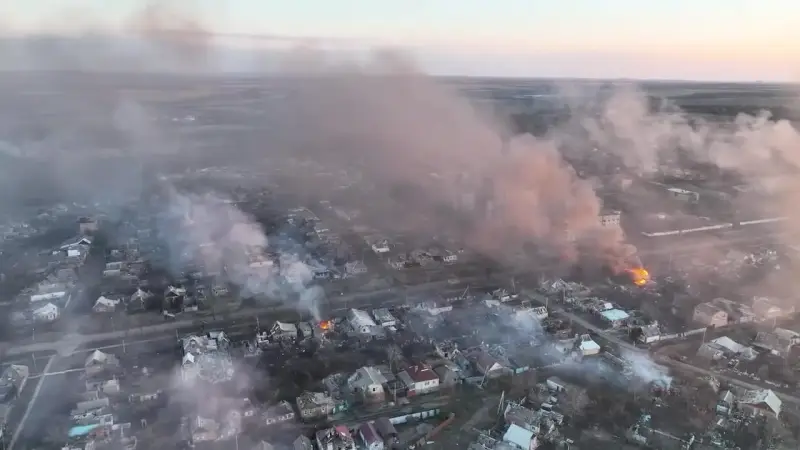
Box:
503;424;534;448
68;424;99;438
601;309;630;321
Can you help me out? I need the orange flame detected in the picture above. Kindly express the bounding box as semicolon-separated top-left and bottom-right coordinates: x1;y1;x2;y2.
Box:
627;267;650;287
319;320;331;331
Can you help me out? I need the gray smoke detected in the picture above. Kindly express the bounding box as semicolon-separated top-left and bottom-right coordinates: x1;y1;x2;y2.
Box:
159;188;324;319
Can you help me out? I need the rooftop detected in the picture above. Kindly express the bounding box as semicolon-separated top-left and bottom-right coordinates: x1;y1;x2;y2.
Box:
601;309;630;322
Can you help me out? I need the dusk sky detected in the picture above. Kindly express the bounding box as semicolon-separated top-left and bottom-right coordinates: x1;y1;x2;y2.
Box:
3;0;799;81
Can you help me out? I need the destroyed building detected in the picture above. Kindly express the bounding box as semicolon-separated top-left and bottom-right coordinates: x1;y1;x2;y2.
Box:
181;331;235;385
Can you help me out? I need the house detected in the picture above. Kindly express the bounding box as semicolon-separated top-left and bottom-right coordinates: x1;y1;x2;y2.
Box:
348;308;377;334
358;422;384;450
433;364;461;388
692;302;728;327
666;187;700;203
263;401;296;426
296;391;335;421
599;210;621;228
709;336;758;360
413;301;453;316
85;350;120;378
470;351;506;379
577;334;601;356
546;377;568;392
752;297;793;320
316;425;356;450
434;340;459;360
752;329;799;357
638;324;662;344
0;365;29;403
128;288;153;312
738;389;782;418
181;332;235;384
93;296;121;313
371;308;397;327
32;302;60;323
345;261;368;276
696;343;725;360
371;239;390;254
271;321;298;340
347;366;387;402
29;290;67;303
503;424;535;450
600;309;630;328
440;250;458;264
398;365;440;396
373;417;397;441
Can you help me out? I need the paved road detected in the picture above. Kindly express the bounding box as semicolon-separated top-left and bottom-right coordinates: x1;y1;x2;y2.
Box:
2;278;482;357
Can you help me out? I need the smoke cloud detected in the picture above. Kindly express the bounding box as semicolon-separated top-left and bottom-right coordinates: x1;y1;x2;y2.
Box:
158;189;325;319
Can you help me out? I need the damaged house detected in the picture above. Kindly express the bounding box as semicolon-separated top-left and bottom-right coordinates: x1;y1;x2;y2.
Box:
181;331;235;385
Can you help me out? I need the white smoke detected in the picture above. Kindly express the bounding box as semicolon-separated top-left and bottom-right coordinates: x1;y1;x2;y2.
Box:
160;188;324;320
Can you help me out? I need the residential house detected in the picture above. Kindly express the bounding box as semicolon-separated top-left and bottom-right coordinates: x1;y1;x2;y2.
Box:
93;296;121;313
577;334;601;356
738;389;782;418
546;377;568;393
128;288;153;312
442;250;458;264
296;391;335;421
599;210;621;228
638;324;662;344
413;301;453;316
263;401;296;426
373;417;397;442
181;331;235;384
470;351;506;379
32;302;60;323
709;337;758;361
348;309;378;334
525;306;549;321
398;365;440;396
316;426;356;450
433;364;461;388
358;422;384;450
503;424;536;450
434;340;459;360
85;350;120;378
752;297;793;320
370;239;391;254
270;321;298;340
600;309;630;328
347;366;387;403
0;365;29;403
692;302;728;327
752;329;800;357
345;261;368;276
371;308;397;327
696;343;725;361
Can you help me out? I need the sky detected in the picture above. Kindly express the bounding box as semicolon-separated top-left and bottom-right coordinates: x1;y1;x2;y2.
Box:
2;0;799;81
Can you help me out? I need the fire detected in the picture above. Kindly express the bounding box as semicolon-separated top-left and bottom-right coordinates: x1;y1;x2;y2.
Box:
627;267;650;287
319;320;331;331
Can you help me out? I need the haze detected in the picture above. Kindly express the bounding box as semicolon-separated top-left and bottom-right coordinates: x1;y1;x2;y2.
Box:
2;0;799;81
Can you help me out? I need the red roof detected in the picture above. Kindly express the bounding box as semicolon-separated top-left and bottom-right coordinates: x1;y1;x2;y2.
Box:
405;365;438;383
